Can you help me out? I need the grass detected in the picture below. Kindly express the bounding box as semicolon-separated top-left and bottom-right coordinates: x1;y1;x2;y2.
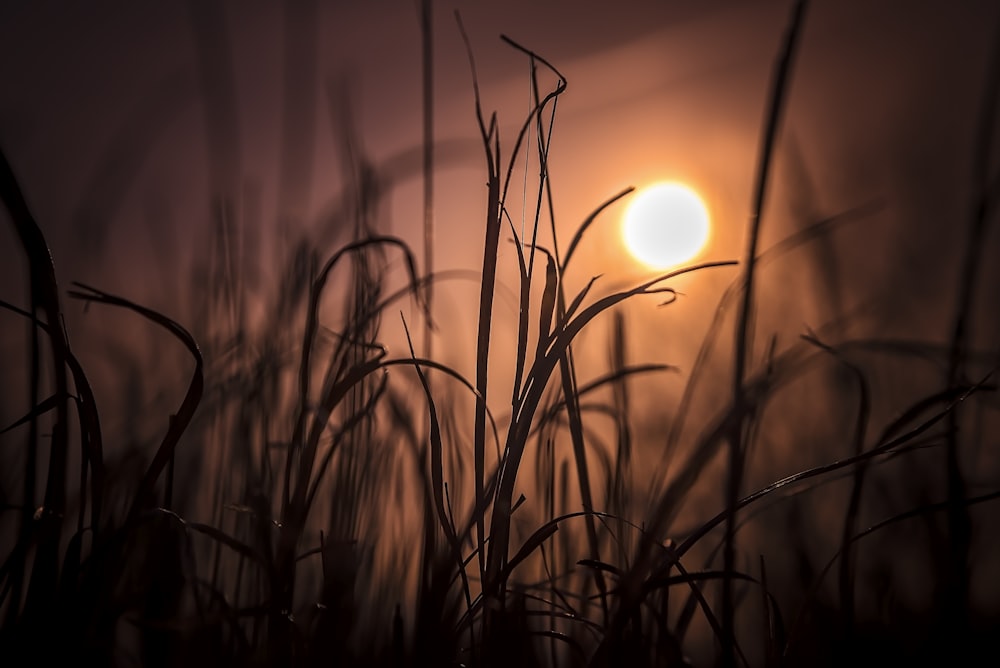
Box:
2;1;1000;666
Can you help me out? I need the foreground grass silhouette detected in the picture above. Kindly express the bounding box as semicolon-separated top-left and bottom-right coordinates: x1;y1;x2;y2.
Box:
2;2;999;666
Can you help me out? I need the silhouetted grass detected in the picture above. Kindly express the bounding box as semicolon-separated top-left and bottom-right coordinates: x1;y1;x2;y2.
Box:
2;1;1000;666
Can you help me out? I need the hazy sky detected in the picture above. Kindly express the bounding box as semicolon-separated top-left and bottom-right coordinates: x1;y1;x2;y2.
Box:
2;1;996;269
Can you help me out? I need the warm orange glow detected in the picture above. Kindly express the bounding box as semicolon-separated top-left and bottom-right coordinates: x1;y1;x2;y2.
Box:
622;182;711;270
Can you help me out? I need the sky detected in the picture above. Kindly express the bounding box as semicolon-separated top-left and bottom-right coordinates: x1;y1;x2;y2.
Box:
1;0;999;474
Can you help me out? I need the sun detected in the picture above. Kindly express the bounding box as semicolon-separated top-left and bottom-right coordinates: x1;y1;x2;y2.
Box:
622;182;711;270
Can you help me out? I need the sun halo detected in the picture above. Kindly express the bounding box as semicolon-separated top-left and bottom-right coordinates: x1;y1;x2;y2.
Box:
622;181;711;271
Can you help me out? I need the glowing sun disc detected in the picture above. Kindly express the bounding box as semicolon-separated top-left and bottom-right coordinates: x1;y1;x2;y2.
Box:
623;182;710;270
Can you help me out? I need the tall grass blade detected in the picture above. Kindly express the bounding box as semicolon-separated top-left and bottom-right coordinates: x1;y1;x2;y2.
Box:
725;3;808;663
457;11;502;588
941;10;1000;637
1;146;72;623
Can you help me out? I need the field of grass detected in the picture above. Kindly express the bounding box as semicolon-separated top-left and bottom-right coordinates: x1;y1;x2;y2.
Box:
2;1;999;666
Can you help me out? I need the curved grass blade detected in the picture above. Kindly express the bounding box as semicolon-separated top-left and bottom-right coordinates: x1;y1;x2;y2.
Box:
1;145;72;621
561;187;634;276
67;282;203;523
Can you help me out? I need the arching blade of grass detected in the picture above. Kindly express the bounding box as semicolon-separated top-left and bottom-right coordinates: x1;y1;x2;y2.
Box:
494;35;566;218
266;224;423;661
0;145;71;624
67;282;204;522
560;188;634;277
286;235;423;524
